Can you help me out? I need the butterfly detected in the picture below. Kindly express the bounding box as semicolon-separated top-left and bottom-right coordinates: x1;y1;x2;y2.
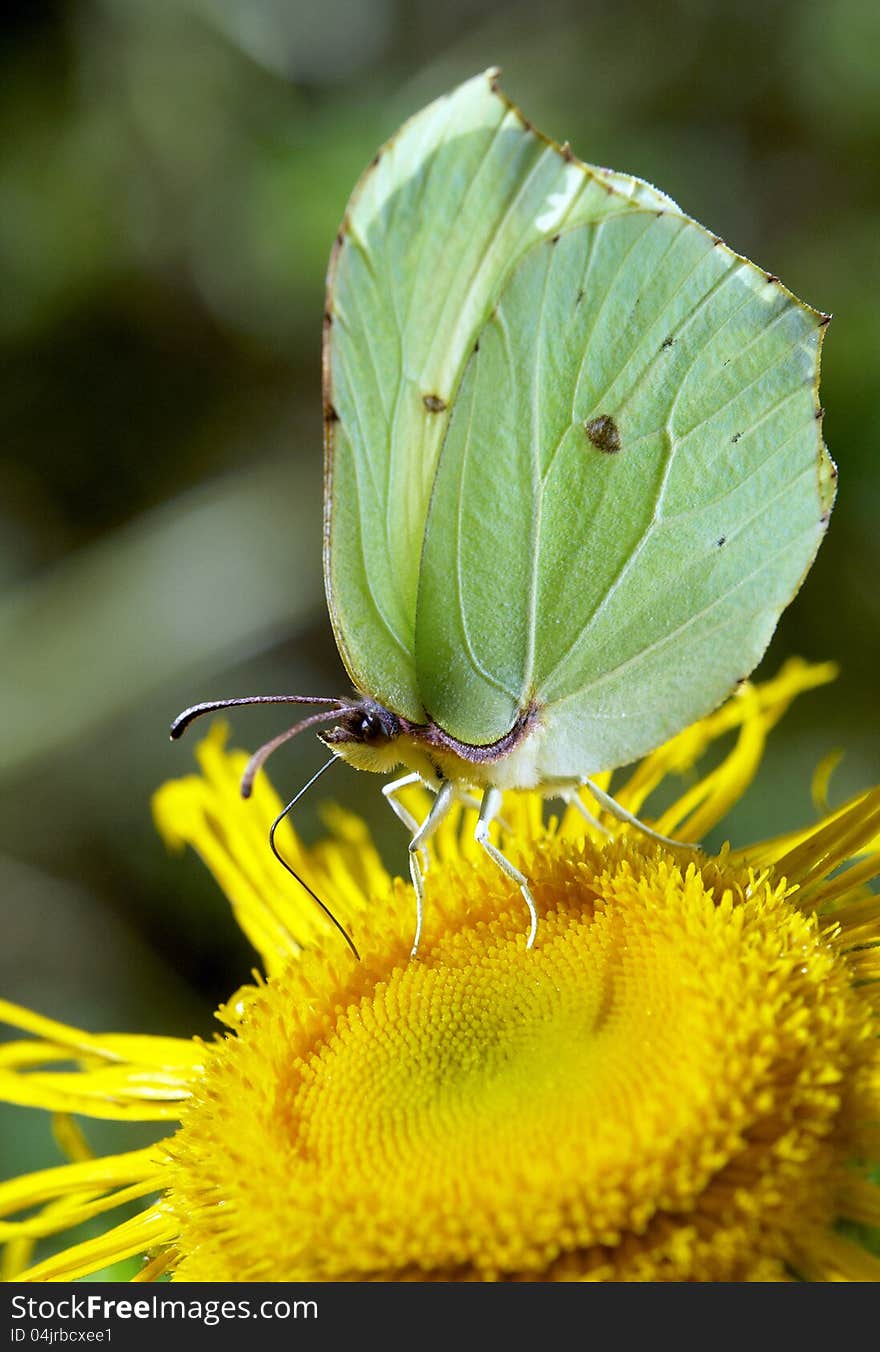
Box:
172;69;835;957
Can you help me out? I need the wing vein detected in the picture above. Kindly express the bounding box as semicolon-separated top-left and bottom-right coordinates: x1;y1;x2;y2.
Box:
658;399;810;526
525;252;555;692
672;304;804;447
450;358;521;700
334;342;384;505
401;102;505;355
341;257;392;422
345;440;419;667
550;513;822;709
571;216;697;420
712;460;817;545
421;143;571;392
539;225;600;489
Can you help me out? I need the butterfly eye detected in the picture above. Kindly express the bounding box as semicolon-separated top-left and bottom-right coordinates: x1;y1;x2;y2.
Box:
359;713;384;740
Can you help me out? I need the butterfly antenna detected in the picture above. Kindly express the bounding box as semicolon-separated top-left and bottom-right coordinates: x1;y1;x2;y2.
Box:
240;709;347;799
269;756;360;961
170;694;346;742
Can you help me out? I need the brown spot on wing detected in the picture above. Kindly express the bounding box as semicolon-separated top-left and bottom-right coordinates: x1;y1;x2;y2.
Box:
585;414;621;454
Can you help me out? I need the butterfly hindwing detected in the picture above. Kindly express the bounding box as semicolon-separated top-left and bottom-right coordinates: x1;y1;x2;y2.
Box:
415;211;832;768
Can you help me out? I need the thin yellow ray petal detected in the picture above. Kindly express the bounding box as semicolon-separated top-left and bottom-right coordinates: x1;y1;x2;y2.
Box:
837;1177;880;1227
52;1114;93;1163
831;919;880;951
812;750;845;815
0;1051;192;1098
155;782;302;970
845;951;880;982
132;1247;178;1282
742;657;838;716
655;713;767;841
0;1041;73;1069
1;1236;34;1281
17;1207;177;1283
79;1035;203;1071
804;854;880;913
25;1067;191;1101
0;1178;160;1242
0;1071;184;1120
0;1000;202;1072
311;827;391;912
793;1229;880;1282
613;698;746;809
729;827;811;868
0;1148;159;1218
734;783;880;872
772;792;880;886
315;804;391;895
823;894;880;933
0;998;106;1050
0;1045;200;1084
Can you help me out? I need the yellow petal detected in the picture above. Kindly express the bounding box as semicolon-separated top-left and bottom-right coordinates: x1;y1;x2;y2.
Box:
17;1207;177;1283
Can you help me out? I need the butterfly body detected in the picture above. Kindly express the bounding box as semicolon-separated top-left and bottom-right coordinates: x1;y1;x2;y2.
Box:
319;695;545;789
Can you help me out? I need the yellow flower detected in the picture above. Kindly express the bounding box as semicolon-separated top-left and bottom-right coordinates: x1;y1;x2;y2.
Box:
2;658;880;1282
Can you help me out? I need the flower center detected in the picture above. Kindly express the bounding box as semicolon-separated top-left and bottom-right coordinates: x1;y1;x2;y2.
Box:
166;838;865;1282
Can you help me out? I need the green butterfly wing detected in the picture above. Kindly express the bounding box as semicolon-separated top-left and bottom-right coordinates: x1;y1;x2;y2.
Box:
325;70;833;769
415;215;834;771
324;70;681;723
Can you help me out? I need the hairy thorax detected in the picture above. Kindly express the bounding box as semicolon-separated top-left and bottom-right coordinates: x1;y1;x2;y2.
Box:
320;699;551;792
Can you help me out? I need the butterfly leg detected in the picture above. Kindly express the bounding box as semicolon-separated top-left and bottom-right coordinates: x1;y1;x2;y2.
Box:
407;779;455;958
474;787;538;949
382;772;431;874
559;789;612;838
382;776;488;837
580;777;688;848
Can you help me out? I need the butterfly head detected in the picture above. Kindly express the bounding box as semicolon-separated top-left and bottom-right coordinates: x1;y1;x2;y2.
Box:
319;699;406;774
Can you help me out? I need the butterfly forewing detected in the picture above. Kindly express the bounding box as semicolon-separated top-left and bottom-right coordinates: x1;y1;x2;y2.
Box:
324;70;690;723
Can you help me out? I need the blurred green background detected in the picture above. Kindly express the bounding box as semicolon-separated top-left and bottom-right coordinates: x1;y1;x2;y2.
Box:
2;0;878;1235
